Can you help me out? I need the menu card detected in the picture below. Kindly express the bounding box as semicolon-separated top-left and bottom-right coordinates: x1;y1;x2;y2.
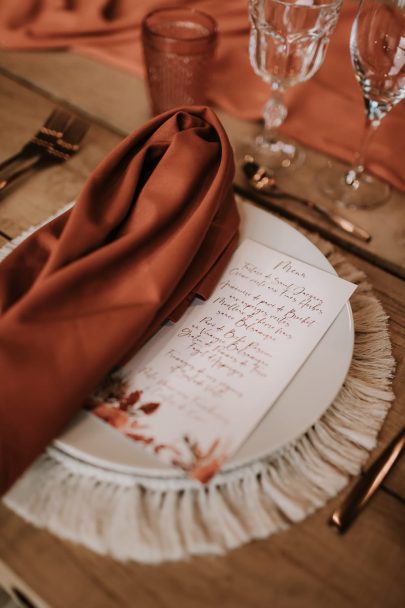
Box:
90;239;356;482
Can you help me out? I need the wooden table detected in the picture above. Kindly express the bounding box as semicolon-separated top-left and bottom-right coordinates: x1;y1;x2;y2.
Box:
0;51;404;608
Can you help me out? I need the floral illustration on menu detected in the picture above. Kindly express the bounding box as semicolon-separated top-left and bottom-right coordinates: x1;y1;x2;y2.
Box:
86;372;228;482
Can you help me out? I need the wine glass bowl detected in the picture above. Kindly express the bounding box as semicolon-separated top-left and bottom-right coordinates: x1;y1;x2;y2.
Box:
352;3;405;111
246;0;342;171
318;0;405;209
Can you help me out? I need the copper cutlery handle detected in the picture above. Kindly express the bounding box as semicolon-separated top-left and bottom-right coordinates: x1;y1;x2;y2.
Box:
330;426;405;532
0;150;31;173
0;156;44;195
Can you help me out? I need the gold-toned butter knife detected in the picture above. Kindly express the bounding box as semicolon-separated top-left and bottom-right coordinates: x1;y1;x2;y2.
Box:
330;426;405;533
242;156;372;243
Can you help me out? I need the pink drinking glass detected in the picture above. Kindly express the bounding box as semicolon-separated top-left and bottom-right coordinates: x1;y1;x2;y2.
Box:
141;7;218;115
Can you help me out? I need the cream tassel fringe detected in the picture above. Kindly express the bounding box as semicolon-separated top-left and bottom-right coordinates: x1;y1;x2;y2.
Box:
1;206;395;564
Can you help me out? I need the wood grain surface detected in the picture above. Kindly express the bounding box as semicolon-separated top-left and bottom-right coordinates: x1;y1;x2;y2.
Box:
0;490;404;608
0;49;403;608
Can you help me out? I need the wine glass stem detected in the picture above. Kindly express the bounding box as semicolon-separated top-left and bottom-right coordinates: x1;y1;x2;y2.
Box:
345;115;380;186
263;85;287;144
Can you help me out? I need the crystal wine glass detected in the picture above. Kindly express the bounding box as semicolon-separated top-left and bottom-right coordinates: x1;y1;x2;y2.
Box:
246;0;342;170
318;0;405;209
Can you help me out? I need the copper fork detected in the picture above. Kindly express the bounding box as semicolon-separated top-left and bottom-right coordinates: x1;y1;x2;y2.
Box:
0;117;89;195
0;108;72;173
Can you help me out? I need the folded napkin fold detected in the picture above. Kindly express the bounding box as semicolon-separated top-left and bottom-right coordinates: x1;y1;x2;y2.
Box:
0;106;240;495
0;1;404;191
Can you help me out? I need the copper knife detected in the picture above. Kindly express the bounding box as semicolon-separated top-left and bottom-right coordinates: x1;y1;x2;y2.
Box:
330;426;405;532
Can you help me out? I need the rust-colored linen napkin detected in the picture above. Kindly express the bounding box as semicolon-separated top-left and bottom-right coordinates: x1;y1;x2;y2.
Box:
0;106;240;495
0;1;404;191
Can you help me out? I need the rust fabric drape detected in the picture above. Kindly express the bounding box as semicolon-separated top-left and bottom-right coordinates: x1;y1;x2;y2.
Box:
0;106;240;495
0;0;404;191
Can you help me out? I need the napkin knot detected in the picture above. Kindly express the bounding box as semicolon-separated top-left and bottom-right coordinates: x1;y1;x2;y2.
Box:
0;106;239;495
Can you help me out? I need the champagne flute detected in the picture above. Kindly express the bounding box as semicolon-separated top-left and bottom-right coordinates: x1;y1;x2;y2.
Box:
318;0;405;209
246;0;342;171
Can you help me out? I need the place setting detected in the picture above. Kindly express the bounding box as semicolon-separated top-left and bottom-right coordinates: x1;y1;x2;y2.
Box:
0;0;403;598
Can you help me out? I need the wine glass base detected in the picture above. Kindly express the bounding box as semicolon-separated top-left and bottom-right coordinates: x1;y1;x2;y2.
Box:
317;165;391;210
240;134;305;173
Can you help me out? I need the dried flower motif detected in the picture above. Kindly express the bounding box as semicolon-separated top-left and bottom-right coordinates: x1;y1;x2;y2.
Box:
126;433;155;445
153;443;182;456
172;436;227;483
139;402;160;415
190;458;224;483
88;374;226;481
92;403;128;429
87;373;164;453
119;390;143;411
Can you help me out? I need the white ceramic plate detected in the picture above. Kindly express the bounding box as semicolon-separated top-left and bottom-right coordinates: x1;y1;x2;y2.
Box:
54;200;354;476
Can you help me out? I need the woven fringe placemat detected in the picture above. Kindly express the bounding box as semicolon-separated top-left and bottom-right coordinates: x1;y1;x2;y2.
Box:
1;202;395;564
